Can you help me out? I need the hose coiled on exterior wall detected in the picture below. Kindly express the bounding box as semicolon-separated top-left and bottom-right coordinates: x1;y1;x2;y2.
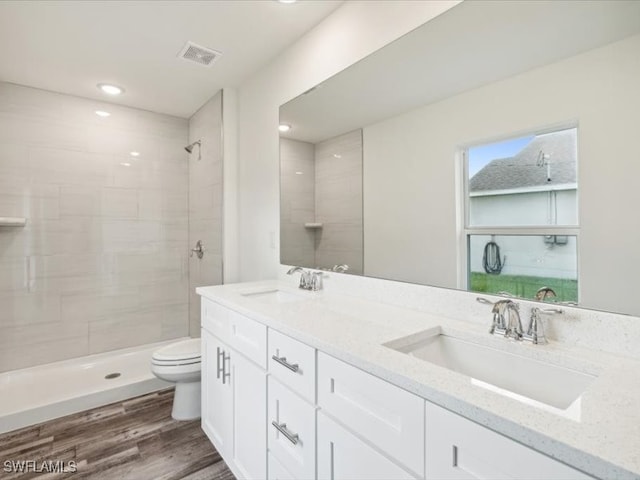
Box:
483;241;505;274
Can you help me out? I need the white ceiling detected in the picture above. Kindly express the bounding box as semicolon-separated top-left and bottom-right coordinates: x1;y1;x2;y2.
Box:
280;0;640;144
0;0;343;118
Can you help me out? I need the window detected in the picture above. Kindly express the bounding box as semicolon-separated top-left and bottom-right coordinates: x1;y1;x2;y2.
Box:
463;127;578;303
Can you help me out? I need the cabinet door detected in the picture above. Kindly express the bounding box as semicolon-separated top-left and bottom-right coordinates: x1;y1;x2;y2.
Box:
201;329;233;457
317;412;416;480
268;452;297;480
318;352;424;477
268;376;316;480
232;351;267;480
425;402;593;480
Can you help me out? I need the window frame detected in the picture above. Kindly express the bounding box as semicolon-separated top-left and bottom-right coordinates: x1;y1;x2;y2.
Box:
457;126;580;299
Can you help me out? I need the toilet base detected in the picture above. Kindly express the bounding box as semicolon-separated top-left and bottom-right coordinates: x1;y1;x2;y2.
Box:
172;381;201;420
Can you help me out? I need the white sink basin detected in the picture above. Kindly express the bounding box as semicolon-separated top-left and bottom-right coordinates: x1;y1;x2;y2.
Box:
240;288;305;304
385;330;596;417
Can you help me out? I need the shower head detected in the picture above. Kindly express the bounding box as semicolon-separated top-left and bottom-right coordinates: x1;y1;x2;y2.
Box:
185;140;201;154
185;140;202;160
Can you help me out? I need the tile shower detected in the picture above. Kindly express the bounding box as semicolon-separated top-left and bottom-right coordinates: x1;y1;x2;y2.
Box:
0;82;222;373
280;129;363;273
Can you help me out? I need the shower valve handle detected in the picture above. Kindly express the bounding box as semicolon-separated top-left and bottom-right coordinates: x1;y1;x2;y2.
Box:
190;240;204;259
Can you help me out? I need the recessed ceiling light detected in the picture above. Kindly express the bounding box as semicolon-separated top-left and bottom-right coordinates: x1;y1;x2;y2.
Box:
295;171;303;175
120;162;131;167
333;154;342;159
278;0;297;3
95;110;110;117
279;124;291;132
97;83;125;95
130;151;140;157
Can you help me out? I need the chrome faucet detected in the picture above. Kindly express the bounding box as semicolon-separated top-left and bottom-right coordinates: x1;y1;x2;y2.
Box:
524;306;563;344
478;298;523;340
479;296;563;345
287;266;323;291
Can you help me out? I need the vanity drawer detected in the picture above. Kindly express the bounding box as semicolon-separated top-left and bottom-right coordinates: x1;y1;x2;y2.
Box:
317;352;425;477
201;298;231;344
201;298;267;369
227;308;267;369
268;376;316;480
425;402;593;479
268;329;316;402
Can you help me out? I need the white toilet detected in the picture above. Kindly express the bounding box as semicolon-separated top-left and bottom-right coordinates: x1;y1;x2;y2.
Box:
151;338;201;420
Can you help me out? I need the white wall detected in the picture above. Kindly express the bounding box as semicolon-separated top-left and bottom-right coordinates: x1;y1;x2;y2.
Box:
236;0;461;281
0;82;189;372
363;34;640;315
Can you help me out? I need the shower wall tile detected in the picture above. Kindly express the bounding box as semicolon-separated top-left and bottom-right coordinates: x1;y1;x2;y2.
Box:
280;138;316;269
0;321;89;372
0;184;60;220
138;189;188;220
314;130;363;274
188;92;223;337
0;292;61;327
60;289;141;324
0;82;189;373
189;183;222;222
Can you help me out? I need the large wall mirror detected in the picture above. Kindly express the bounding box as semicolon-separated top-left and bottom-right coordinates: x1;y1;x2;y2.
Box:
279;0;640;317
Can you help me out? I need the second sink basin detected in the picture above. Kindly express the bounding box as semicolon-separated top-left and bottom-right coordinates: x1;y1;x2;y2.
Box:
385;329;596;416
240;288;306;305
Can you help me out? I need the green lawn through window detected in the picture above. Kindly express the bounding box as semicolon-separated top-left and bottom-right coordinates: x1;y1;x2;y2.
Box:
470;272;578;303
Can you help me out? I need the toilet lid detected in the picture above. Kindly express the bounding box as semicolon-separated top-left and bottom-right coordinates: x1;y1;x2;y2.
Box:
153;338;201;362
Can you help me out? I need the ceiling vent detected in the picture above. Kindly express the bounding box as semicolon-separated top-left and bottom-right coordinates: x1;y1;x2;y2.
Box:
177;41;222;67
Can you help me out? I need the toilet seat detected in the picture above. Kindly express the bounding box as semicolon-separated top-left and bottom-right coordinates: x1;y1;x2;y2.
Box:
152;338;201;366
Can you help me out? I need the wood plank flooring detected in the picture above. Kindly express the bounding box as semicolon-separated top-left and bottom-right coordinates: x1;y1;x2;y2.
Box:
0;389;235;480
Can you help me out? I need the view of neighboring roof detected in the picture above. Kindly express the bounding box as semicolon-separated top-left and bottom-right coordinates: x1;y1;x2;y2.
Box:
469;128;577;193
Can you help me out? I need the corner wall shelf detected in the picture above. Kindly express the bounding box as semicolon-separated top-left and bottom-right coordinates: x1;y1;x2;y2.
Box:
0;217;27;227
304;222;323;229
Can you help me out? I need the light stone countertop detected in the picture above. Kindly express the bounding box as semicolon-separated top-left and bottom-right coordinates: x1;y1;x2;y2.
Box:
197;280;640;480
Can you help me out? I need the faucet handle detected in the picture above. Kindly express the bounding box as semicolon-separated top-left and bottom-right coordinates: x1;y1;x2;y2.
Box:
523;306;562;344
476;297;495;305
503;301;523;340
309;271;324;291
523;307;549;345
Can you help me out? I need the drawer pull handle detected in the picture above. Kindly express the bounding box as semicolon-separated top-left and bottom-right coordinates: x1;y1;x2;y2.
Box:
272;355;299;373
271;421;299;445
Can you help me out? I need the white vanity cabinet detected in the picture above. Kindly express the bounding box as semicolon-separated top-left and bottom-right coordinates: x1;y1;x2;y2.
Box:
425;403;593;480
201;299;267;480
200;292;600;480
317;352;425;478
267;329;317;479
201;328;233;456
317;411;417;480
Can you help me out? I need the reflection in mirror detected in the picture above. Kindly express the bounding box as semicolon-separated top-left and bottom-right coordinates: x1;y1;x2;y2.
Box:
279;0;640;316
280;130;363;273
465;127;578;303
468;235;578;303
